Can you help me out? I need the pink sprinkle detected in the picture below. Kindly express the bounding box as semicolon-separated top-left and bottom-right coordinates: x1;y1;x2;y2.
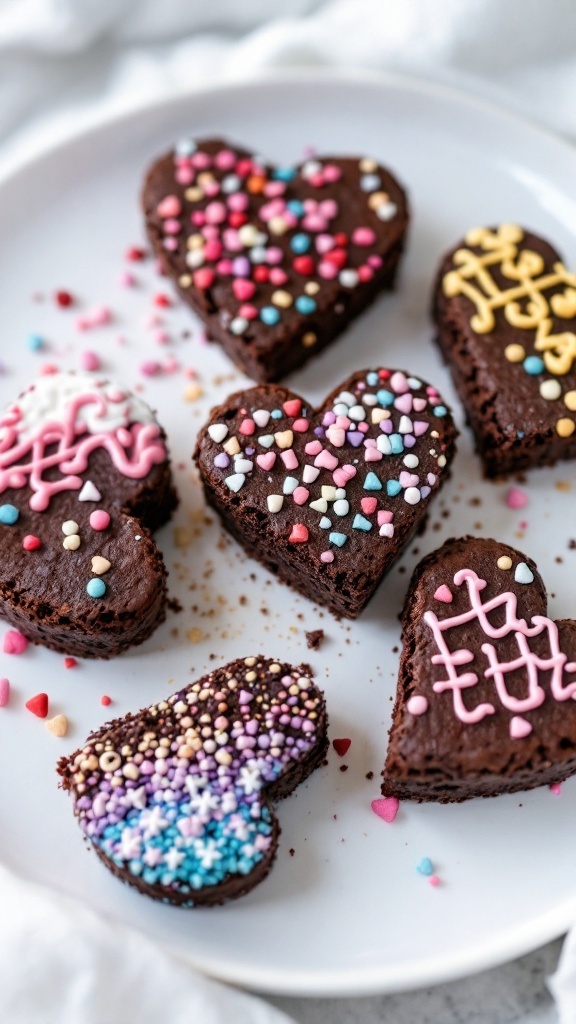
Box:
293;486;310;506
40;363;59;375
140;360;161;377
352;227;377;247
155;330;170;344
3;631;28;655
429;875;441;888
0;678;10;706
162;357;179;373
550;782;562;795
506;487;528;510
361;497;378;514
156;195;182;218
320;551;334;563
90;306;112;326
434;584;453;603
119;270;136;287
510;715;532;739
371;797;399;823
80;350;100;371
90;509;110;531
407;695;429;716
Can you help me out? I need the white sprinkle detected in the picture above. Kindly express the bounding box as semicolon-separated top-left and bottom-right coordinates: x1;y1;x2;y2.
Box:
379;523;394;538
78;480;101;502
234;458;253;474
225;473;245;493
377;435;392;455
267;495;284;513
319;516;332;529
339;269;359;288
208;423;228;443
230;317;249;335
540;379;562;401
62;520;79;536
334;488;346;499
515;562;534;584
377;201;398;221
404;487;421;505
258;434;274;448
399;416;413;434
310;498;328;513
348;405;366;422
253;409;271;428
302;465;320;484
333;499;350;516
403;455;419;468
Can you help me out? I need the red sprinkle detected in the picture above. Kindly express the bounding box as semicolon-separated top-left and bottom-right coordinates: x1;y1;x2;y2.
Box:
22;535;42;551
333;738;351;757
101;695;112;706
64;657;78;669
25;693;49;718
283;398;302;418
153;293;171;308
126;246;147;261
55;290;74;307
289;524;309;544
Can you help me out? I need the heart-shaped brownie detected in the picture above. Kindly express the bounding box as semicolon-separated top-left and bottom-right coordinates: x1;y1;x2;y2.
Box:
57;656;327;906
194;368;457;617
0;373;176;658
433;223;576;476
383;536;576;802
143;137;409;382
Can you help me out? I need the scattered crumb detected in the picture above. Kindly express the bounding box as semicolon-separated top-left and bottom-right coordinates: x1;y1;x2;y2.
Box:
305;629;325;650
186;628;204;644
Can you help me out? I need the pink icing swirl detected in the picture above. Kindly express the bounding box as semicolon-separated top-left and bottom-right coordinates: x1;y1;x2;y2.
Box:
0;389;166;511
422;568;576;729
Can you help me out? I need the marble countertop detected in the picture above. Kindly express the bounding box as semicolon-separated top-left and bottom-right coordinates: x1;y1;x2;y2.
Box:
269;940;562;1023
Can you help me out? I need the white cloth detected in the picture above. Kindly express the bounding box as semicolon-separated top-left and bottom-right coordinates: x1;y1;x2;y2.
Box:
1;2;576;1022
0;862;296;1024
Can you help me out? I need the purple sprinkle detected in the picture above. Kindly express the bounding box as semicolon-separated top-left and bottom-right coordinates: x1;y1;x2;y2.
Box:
380;420;393;434
214;453;230;468
322;411;337;426
346;431;364;447
232;256;251;278
314;426;325;437
245;447;255;455
420;485;431;498
404;435;416;448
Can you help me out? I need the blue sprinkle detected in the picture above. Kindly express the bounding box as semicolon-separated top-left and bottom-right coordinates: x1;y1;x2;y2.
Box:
387;480;402;497
417;857;434;876
295;295;317;315
86;578;107;598
433;405;447;417
0;503;19;525
287;199;305;216
523;355;545;375
363;471;382;491
376;389;394;407
366;372;379;386
271;408;283;419
290;233;311;254
329;532;348;547
352;514;372;532
27;334;45;352
260;306;281;326
517;430;525;439
319;516;332;529
390;433;404;454
273;167;297;182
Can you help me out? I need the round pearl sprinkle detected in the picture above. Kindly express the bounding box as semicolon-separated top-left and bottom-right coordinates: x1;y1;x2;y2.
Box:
90;510;111;531
504;343;525;363
63;535;81;551
87;578;107;599
62;520;79;536
556;417;575;438
540;379;561;401
260;306;280;326
564;390;576;411
295;295;317;315
506;487;528;510
523;355;545;375
497;555;513;570
80;350;101;372
407;695;429;716
0;504;19;525
27;334;45;352
22;535;42;551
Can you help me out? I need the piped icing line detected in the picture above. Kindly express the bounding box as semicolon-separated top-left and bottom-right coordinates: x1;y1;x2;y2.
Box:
421;566;576;735
0;374;167;510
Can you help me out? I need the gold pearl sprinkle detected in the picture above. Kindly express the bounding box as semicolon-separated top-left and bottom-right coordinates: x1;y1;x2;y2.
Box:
305;281;320;295
187;233;204;250
540;379;562;401
564;390;576;411
368;191;389;210
497;555;512;570
504;343;525;363
184;186;203;202
359;158;378;172
272;289;293;308
178;274;192;288
556;417;575;437
302;331;317;347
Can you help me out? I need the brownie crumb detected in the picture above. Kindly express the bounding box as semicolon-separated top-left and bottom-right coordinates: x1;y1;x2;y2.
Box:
167;597;183;614
366;771;374;780
339;764;349;772
305;629;325;650
289;848;295;857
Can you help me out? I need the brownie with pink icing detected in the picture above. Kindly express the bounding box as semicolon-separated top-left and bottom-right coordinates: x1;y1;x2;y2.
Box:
142;137;409;382
383;537;576;802
57;656;328;907
194;368;457;618
0;373;176;658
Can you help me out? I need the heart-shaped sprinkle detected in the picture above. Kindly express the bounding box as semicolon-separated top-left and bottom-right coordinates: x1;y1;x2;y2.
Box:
371;797;399;823
26;693;48;718
514;562;534;584
196;368;456;617
58;657;327;907
384;537;576;801
45;713;68;737
332;737;352;757
143;139;408;382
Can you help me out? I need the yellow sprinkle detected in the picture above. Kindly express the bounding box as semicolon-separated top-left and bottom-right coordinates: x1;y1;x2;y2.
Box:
302;331;317;348
504;343;525;363
184;382;203;402
178;274;192;288
368;190;389;210
244;657;256;666
184;186;203;202
268;216;289;235
305;281;320;295
497;555;512;570
45;714;68;738
272;290;293;309
91;556;111;575
245;671;257;682
556;417;575;438
274;430;294;449
359;158;378;172
223;436;241;456
564;390;576;411
269;663;282;673
371;408;390;424
187;233;204;250
63;535;81;551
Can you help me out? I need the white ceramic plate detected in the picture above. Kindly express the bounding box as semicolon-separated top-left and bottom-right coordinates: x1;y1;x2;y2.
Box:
1;71;576;997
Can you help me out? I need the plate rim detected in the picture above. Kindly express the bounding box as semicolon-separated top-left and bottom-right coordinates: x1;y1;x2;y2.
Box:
1;68;576;997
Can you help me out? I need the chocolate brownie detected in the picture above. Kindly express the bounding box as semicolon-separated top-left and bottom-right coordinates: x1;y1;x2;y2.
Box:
383;536;576;802
142;137;409;382
57;656;328;907
433;223;576;476
0;373;177;658
194;368;457;618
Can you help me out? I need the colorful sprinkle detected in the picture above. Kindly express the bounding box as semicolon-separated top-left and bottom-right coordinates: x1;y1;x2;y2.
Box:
3;631;28;655
87;578;107;598
506;487;528;509
371;797;399;823
0;504;19;525
417;857;433;876
0;678;10;707
514;562;534;584
332;738;351;756
22;535;42;551
90;510;111;531
25;693;49;718
45;714;68;737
